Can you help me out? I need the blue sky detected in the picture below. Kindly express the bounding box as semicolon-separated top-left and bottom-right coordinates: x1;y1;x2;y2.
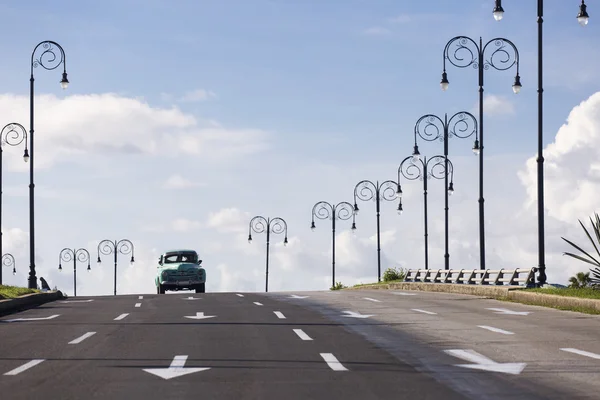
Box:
0;0;599;295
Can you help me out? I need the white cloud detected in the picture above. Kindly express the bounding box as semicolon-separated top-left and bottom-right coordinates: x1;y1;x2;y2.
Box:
519;91;600;224
471;94;516;116
362;27;391;36
163;174;204;189
206;208;250;233
0;93;270;171
141;218;203;233
179;89;217;102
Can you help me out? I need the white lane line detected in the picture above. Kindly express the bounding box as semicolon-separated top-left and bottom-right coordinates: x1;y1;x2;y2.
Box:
69;332;97;344
392;292;416;296
320;353;348;371
274;311;286;319
236;294;244;297
478;325;514;335
253;302;263;306
4;359;45;376
293;329;313;341
135;303;141;308
363;297;381;303
560;348;600;360
412;309;437;315
139;296;143;299
114;313;129;321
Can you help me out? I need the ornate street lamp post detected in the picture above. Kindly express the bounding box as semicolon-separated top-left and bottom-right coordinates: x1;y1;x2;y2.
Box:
398;155;454;270
491;0;589;286
311;201;355;289
0;123;29;285
248;216;288;293
97;239;134;296
412;112;478;270
1;253;17;280
441;35;520;270
28;41;69;289
352;180;401;282
58;248;90;297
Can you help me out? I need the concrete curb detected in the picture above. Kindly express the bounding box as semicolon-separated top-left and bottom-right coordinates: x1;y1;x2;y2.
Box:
348;282;600;313
0;291;65;316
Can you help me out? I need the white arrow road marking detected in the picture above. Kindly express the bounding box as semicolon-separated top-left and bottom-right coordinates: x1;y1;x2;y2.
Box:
69;332;96;344
478;325;514;335
183;297;200;300
341;311;374;319
320;353;348;371
236;294;244;297
392;292;416;296
184;312;216;320
444;349;526;375
59;299;94;303
114;313;129;321
363;297;381;303
3;359;45;376
293;329;313;341
288;295;309;299
560;348;600;360
412;309;437;315
253;302;263;306
486;307;531;316
2;314;60;323
143;355;210;380
274;311;286;319
135;303;142;308
139;296;143;300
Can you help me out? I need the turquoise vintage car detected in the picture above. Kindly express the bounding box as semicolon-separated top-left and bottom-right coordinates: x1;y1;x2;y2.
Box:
155;249;206;294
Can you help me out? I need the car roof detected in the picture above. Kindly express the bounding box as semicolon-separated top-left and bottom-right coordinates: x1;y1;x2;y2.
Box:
164;249;198;254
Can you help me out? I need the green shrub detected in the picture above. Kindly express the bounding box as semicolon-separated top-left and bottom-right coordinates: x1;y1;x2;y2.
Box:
383;267;407;282
330;281;347;290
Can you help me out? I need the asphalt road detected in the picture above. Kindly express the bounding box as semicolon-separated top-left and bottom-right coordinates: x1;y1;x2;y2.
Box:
0;289;598;399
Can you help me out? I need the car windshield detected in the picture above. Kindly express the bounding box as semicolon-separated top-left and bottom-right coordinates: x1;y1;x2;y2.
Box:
164;252;198;264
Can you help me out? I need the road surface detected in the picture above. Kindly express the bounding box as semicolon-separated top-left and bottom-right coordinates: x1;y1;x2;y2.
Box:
0;289;598;399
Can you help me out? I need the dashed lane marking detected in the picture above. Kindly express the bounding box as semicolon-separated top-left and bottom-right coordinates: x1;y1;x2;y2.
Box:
320;353;348;371
293;329;313;341
69;332;97;344
3;360;45;376
412;309;437;315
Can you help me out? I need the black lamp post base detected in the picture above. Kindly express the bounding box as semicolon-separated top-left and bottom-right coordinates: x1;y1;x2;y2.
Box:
28;274;37;289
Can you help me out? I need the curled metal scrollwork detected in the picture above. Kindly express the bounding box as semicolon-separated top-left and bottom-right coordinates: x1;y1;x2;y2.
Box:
444;36;479;70
2;253;15;268
1;123;28;148
249;216;287;236
312;201;354;222
32;41;66;71
443;36;519;73
354;180;398;203
415;115;444;143
97;239;134;257
59;248;90;265
269;217;287;235
482;38;519;72
399;155;452;183
448;112;478;140
415;112;478;144
399;156;425;182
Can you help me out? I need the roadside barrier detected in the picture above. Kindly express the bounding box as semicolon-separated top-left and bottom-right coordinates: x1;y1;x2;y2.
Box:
404;268;538;287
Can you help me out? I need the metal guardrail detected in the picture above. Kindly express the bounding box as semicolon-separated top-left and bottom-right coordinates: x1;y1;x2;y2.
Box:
404;268;538;287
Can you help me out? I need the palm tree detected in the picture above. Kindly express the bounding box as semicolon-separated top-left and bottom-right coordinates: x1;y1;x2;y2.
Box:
562;213;600;287
568;272;592;288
